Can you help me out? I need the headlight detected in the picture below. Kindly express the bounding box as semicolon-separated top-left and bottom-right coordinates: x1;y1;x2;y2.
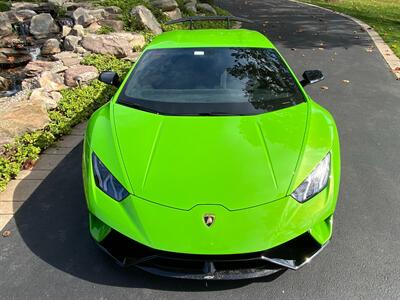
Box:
92;153;129;201
291;153;331;203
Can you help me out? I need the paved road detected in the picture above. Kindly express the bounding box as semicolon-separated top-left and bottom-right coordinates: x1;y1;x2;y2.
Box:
1;0;400;299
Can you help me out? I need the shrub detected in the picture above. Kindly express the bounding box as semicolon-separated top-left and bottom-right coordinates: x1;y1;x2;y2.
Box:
82;53;132;77
99;0;168;31
0;1;10;12
96;25;115;34
0;55;131;191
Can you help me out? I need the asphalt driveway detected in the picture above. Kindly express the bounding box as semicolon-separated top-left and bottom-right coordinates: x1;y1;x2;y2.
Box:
1;0;400;298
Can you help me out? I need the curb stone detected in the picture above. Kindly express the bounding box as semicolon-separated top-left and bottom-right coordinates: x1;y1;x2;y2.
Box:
290;0;400;80
0;121;87;232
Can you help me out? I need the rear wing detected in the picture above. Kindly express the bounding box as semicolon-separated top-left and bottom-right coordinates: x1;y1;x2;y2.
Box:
165;15;254;29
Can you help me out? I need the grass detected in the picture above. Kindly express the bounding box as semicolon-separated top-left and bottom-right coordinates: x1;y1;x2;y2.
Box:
301;0;400;58
0;1;10;11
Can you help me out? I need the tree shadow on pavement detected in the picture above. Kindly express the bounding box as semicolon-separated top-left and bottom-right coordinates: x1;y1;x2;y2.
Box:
12;144;285;291
216;0;373;50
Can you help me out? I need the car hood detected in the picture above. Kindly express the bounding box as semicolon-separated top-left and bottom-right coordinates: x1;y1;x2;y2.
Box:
113;103;308;210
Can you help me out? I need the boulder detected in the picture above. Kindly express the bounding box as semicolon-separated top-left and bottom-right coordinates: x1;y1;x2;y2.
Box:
114;32;146;47
81;33;145;58
86;22;102;33
38;71;65;91
72;7;108;27
106;13;123;21
62;25;72;37
48;0;66;7
30;13;60;38
184;1;197;13
41;38;61;55
164;7;182;20
57;17;74;28
61;57;82;67
52;51;82;66
0;76;12;92
72;7;94;27
53;51;80;60
0;34;20;48
87;8;108;20
21;77;40;90
63;35;82;51
98;19;125;32
64;2;94;11
11;2;39;10
196;3;217;15
131;5;162;35
6;10;37;23
24;60;65;77
122;52;141;63
75;46;88;54
50;91;62;105
104;6;122;14
0;100;49;147
29;88;62;110
64;65;98;87
148;0;178;11
71;24;85;37
0;13;13;38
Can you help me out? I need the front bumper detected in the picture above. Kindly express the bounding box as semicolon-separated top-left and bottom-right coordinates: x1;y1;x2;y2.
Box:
86;190;336;255
84;140;339;279
95;225;330;280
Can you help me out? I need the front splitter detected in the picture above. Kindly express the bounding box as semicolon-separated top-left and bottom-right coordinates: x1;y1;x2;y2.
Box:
95;229;329;280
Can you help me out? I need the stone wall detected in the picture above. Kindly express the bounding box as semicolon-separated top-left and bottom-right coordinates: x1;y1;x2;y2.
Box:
0;0;208;148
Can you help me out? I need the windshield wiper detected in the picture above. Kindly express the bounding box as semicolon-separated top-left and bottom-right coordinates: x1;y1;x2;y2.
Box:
118;101;162;114
119;100;246;116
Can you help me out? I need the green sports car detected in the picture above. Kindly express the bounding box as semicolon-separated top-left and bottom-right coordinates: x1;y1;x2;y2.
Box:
82;21;340;280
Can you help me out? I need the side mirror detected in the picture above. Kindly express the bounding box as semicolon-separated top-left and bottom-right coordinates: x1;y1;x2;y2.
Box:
300;70;324;87
99;71;120;87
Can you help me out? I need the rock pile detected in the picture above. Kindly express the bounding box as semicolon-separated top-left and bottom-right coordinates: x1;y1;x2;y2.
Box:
0;0;149;146
0;0;220;147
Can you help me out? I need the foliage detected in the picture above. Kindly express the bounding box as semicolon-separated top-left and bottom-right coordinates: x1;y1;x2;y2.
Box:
54;5;67;18
198;0;215;4
0;55;131;191
82;53;132;77
98;0;229;31
96;25;115;34
98;0;168;32
0;1;10;11
163;6;231;31
301;0;400;58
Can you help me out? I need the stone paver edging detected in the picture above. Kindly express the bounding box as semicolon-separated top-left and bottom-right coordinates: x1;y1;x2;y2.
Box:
290;0;400;80
0;122;86;231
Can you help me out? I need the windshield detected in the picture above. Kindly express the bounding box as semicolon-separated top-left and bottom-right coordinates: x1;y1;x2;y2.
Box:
118;48;305;115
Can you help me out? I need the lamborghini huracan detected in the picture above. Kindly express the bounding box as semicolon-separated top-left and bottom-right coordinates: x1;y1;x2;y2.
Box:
83;21;340;280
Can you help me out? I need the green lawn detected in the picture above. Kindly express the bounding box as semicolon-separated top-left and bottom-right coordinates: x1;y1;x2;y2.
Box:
301;0;400;58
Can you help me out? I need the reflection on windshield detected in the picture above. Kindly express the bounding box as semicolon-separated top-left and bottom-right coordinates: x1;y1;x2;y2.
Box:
227;48;299;110
119;48;304;115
